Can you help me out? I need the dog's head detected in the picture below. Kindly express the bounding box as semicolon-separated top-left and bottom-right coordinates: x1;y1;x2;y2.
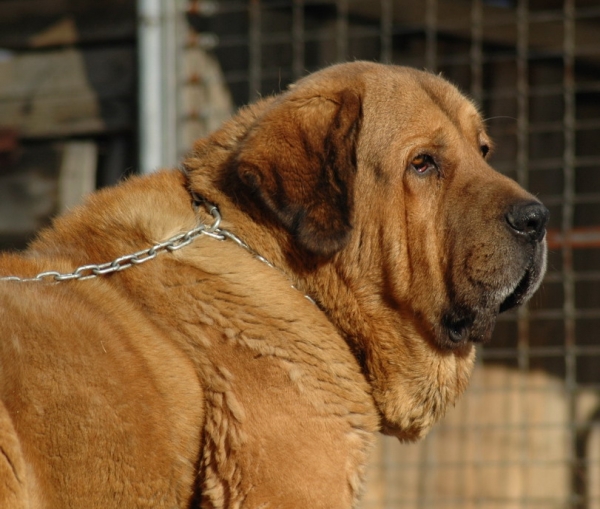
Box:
188;62;548;441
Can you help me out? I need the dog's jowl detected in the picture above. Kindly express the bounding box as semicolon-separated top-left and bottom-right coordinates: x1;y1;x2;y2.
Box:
0;62;547;509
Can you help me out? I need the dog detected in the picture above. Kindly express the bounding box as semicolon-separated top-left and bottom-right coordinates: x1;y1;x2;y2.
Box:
0;62;548;508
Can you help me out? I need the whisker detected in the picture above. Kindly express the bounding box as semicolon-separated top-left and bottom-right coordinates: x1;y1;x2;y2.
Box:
483;116;517;123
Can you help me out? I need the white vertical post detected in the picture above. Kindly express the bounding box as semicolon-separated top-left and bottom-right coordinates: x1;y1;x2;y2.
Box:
137;0;180;173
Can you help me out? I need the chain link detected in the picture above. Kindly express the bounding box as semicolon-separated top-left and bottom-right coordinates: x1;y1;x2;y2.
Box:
0;201;317;305
0;204;225;283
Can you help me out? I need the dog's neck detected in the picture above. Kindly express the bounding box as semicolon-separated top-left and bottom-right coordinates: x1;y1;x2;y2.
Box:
188;192;318;307
182;109;476;442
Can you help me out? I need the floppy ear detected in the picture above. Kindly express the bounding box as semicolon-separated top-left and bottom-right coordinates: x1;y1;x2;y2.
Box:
235;89;362;257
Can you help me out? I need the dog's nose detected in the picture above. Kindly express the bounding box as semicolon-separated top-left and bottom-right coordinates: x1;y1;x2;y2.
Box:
506;201;549;242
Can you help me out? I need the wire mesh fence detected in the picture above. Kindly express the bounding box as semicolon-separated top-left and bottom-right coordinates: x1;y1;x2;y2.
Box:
184;1;600;507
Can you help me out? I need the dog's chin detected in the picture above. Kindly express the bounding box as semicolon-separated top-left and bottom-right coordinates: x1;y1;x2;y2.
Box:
439;248;547;349
498;262;541;314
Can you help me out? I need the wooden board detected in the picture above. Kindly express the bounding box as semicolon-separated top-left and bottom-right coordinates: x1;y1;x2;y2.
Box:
0;143;61;236
0;0;135;49
58;140;98;213
0;47;134;138
0;139;98;236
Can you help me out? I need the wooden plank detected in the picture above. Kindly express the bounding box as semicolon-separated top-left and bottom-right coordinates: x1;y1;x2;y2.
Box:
0;1;135;49
0;48;134;138
0;143;60;236
30;17;78;48
0;47;134;101
181;47;234;154
58;140;98;212
0;0;134;21
0;139;98;237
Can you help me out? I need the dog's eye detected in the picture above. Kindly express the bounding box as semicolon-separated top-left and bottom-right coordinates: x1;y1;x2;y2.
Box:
481;144;490;158
410;154;437;175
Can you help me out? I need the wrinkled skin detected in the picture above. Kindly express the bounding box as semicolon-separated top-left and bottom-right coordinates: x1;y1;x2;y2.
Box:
187;62;548;440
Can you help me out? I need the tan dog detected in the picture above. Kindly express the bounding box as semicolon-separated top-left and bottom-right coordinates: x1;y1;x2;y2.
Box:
0;62;547;508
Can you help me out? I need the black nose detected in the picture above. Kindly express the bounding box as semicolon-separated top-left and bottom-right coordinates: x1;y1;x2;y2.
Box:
506;201;549;242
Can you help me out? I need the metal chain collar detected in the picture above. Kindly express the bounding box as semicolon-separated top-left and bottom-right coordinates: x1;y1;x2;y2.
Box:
0;203;225;283
0;202;316;304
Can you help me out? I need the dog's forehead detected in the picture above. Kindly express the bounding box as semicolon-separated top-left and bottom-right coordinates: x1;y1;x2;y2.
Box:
380;67;485;136
287;62;487;142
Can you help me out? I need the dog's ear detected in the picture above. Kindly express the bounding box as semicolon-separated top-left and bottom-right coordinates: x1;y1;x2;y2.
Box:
235;89;362;257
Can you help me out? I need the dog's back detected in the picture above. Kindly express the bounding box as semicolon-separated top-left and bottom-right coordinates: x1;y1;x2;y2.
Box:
0;239;205;507
0;168;378;508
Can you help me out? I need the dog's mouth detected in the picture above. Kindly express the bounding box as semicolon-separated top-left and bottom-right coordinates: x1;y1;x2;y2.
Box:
499;242;547;314
498;264;536;314
440;247;546;348
440;274;532;347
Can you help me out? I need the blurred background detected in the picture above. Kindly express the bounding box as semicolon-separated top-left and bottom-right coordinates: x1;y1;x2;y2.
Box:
0;0;599;507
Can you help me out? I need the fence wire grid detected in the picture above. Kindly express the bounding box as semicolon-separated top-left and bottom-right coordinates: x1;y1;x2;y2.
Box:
181;1;600;507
